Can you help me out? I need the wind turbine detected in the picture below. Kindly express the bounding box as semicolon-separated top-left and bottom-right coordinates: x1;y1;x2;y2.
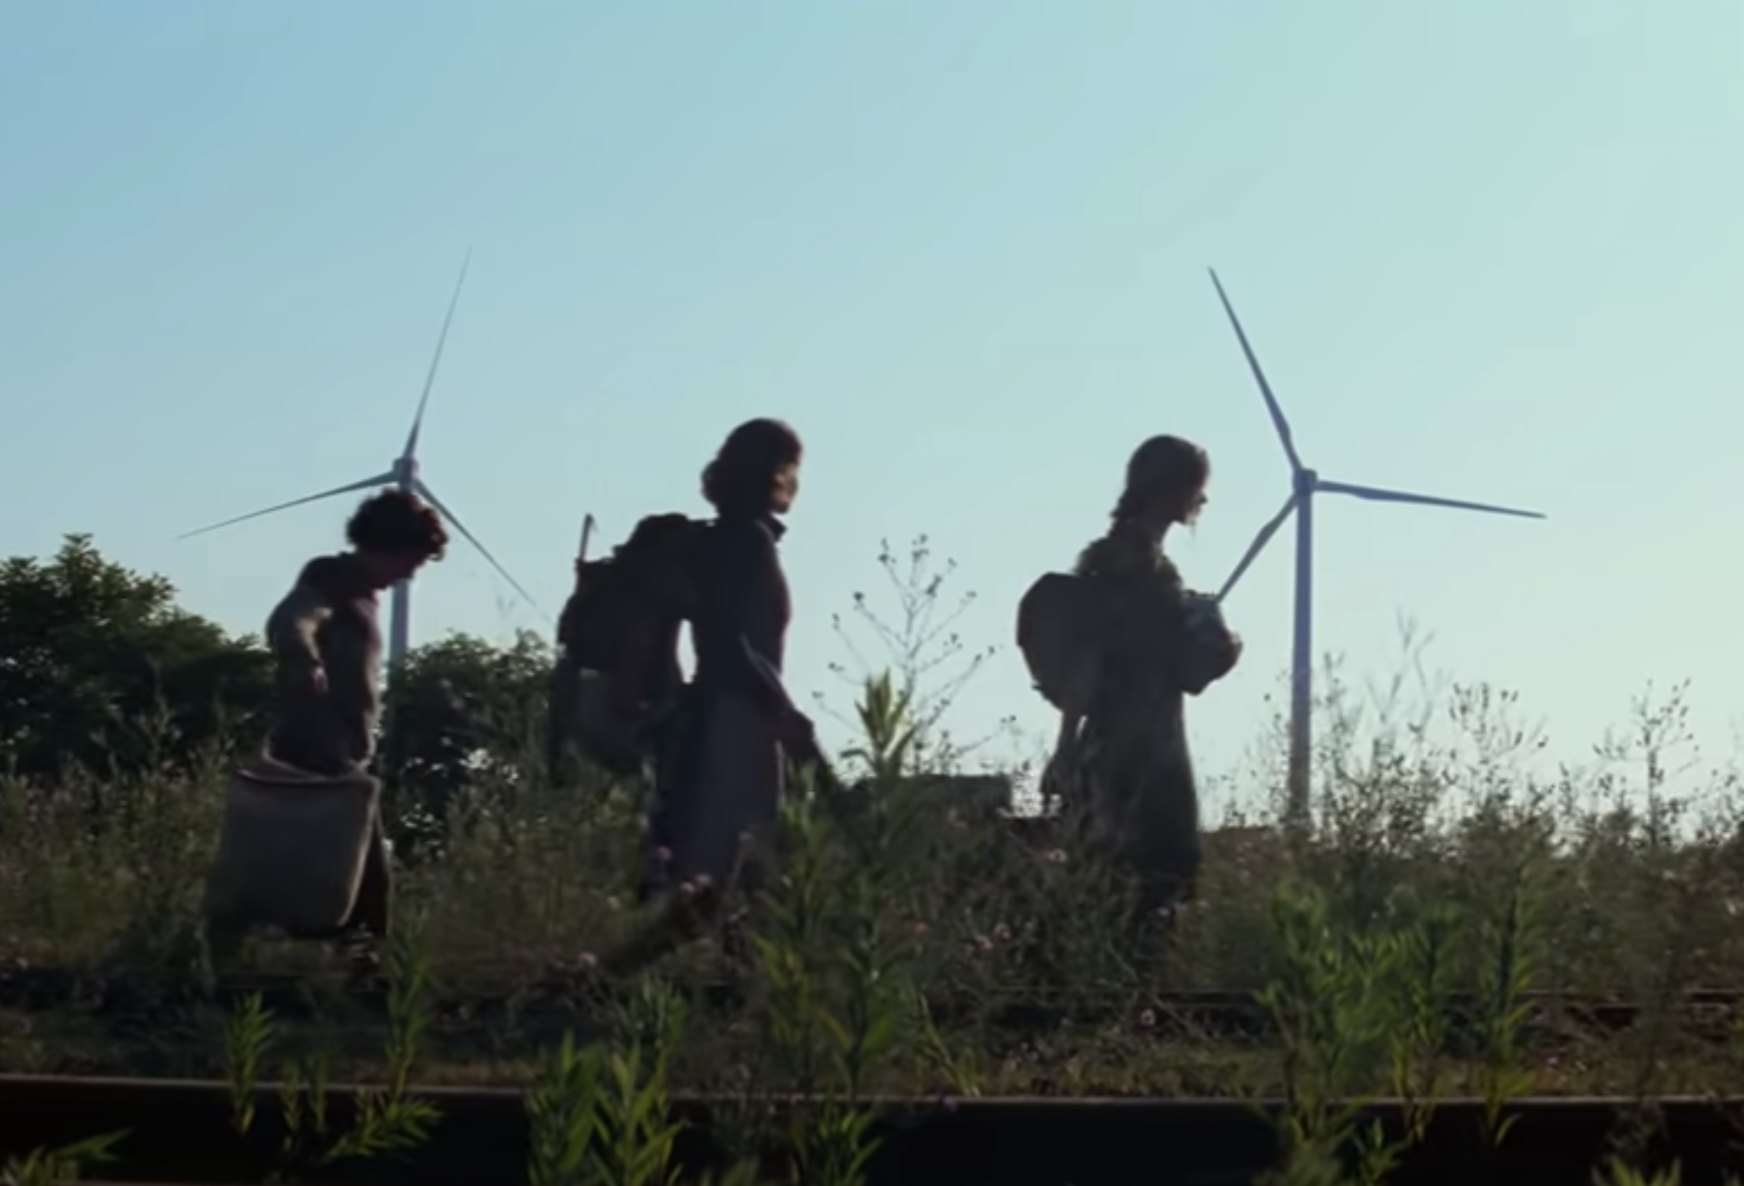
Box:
1206;269;1546;823
179;251;540;672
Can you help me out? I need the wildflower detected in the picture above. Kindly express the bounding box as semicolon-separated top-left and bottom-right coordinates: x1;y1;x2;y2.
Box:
577;951;599;972
993;922;1012;943
1044;848;1068;866
1137;1008;1157;1030
654;846;673;864
974;933;995;952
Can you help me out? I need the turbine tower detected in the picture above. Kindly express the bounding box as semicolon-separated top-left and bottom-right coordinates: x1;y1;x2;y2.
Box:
1207;269;1546;824
179;251;539;672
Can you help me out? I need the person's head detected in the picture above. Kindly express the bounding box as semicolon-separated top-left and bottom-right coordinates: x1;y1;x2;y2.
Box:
1114;435;1210;531
345;489;449;588
701;418;804;518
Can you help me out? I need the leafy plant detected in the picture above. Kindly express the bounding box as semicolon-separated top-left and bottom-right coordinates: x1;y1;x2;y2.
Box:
221;911;441;1178
1;1131;127;1186
523;978;705;1186
222;988;273;1136
525;1031;604;1186
1385;904;1461;1144
1254;882;1402;1186
1471;856;1544;1150
742;675;934;1186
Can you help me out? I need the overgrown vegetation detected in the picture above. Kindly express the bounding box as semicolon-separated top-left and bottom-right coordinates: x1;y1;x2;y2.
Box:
4;536;1744;1184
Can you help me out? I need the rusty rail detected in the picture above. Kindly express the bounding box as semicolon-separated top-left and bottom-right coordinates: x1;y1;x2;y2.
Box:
6;963;1744;1041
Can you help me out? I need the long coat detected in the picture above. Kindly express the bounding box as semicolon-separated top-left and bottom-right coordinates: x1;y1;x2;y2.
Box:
1043;520;1203;911
646;513;795;900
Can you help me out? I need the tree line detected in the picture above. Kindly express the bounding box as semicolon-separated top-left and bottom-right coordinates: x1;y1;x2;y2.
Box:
0;534;553;812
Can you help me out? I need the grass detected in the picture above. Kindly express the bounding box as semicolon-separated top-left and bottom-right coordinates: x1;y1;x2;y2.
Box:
2;540;1743;1184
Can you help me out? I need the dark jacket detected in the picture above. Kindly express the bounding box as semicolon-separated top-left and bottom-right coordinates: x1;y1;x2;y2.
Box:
1075;519;1190;718
689;513;794;717
264;553;383;775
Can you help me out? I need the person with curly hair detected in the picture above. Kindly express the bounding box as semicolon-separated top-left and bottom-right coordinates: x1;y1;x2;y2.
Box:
260;488;448;950
1041;435;1241;932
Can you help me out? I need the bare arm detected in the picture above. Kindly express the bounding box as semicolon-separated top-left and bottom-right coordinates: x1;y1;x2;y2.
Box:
265;582;330;677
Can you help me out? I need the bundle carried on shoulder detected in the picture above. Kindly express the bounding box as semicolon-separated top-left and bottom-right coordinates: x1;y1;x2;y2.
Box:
203;754;382;937
1176;590;1240;696
550;512;708;776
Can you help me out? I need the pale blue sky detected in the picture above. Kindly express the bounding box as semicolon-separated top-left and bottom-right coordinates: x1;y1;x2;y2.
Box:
2;2;1740;808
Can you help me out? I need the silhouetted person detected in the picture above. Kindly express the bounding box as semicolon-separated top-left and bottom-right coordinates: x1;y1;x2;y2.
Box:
1041;436;1240;929
610;418;821;973
262;489;448;955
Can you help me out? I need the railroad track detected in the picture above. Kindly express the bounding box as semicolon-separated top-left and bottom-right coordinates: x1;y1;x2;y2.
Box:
7;963;1744;1037
2;1074;1741;1186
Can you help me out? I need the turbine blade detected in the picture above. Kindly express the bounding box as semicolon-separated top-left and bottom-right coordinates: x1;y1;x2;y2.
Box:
578;513;596;563
414;478;545;615
1208;269;1303;473
177;472;396;540
403;247;473;459
1216;492;1298;602
1318;478;1546;520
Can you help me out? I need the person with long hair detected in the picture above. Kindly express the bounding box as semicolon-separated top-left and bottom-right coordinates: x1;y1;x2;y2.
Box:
1043;435;1240;930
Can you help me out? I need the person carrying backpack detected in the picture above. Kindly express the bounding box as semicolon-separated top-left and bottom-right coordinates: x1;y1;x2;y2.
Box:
1017;435;1241;933
661;418;818;894
602;417;822;974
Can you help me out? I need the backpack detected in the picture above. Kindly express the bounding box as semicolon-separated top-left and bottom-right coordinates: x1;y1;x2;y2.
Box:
1015;572;1101;713
1016;574;1239;712
549;513;708;778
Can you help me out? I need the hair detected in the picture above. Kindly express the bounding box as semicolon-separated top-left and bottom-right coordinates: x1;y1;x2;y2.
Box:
345;489;449;560
1113;435;1210;522
701;418;804;515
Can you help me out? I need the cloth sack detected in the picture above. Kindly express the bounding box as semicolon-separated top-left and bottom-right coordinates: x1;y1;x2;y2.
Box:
203;754;382;936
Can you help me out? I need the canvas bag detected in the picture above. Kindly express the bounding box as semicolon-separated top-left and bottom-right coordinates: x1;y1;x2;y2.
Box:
202;754;382;936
